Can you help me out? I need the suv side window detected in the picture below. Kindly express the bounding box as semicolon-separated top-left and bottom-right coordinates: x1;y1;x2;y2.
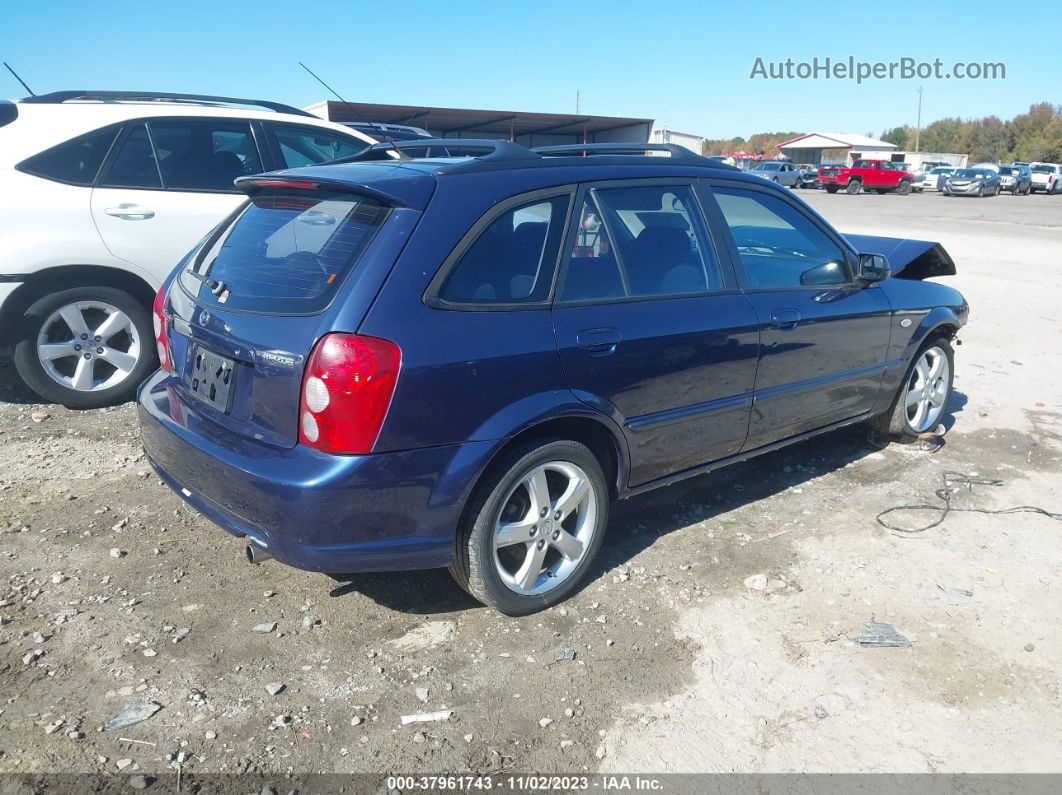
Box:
712;187;850;289
17;125;119;186
564;184;722;301
100;124;161;189
437;195;570;305
270;124;369;168
149;121;262;191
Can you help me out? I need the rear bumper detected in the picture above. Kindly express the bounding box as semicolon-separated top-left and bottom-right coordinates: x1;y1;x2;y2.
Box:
138;369;494;573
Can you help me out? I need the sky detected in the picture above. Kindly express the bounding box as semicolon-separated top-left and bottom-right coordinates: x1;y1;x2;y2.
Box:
2;0;1059;140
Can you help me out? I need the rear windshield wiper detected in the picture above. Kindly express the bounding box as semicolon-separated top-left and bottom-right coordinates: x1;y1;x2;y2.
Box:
184;265;228;297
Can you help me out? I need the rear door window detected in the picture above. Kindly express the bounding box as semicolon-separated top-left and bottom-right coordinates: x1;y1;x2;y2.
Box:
17;125;119;186
582;184;723;299
269;124;369;167
99;124;161;189
149;121;263;191
180;192;387;314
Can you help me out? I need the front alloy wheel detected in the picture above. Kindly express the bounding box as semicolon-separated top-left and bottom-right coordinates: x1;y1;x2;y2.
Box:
873;336;954;438
451;439;609;614
903;346;951;432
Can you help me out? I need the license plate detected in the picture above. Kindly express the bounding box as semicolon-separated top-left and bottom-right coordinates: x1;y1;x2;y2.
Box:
188;345;236;412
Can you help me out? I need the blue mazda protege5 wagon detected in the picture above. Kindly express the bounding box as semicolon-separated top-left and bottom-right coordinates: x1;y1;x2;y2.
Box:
139;140;968;614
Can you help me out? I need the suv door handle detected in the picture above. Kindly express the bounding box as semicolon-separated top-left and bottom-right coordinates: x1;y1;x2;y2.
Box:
770;308;801;330
105;204;155;220
576;328;622;356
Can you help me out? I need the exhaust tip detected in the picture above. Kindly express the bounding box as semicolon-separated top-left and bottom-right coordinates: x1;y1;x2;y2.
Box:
245;544;273;565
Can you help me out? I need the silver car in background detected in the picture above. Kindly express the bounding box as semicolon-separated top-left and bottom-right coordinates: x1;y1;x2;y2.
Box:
748;160;801;187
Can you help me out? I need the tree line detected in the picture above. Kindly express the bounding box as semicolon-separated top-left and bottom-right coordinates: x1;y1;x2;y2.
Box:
703;103;1062;163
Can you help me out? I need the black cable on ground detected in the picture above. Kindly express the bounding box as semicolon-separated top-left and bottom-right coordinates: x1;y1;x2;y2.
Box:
876;470;1062;535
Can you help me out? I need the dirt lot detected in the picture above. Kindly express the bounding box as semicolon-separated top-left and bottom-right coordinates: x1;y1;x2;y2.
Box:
1;190;1061;780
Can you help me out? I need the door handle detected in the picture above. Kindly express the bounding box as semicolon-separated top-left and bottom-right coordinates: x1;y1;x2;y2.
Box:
576;328;622;356
770;308;801;330
105;203;155;220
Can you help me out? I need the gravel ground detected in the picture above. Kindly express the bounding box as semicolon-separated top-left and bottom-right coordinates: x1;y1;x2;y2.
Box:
1;190;1060;779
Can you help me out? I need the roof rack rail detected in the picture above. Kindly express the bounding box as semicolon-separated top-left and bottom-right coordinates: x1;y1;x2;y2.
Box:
341;138;541;163
532;142;711;162
19;91;314;117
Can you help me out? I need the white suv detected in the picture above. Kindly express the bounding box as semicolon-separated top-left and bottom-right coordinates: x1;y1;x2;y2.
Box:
0;91;375;408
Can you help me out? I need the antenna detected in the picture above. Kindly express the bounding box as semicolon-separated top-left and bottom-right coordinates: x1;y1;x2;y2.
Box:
4;62;35;96
297;62;394;143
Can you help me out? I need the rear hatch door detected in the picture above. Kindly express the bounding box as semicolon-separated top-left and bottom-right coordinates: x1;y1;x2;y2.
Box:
166;176;425;448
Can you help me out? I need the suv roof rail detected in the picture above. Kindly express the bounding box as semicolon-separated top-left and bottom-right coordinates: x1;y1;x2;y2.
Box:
19;91;315;117
532;142;717;163
341;138;541;163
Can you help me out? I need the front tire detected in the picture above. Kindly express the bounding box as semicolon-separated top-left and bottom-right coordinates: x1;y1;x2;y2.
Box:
872;335;955;438
846;179;862;195
896;180;912;195
450;439;609;615
12;286;156;409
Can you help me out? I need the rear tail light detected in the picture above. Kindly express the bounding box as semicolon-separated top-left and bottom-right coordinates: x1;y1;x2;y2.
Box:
152;285;172;372
299;333;401;454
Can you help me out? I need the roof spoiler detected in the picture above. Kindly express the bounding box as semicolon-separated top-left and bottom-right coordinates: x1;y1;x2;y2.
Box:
340;138;539;164
0;99;16;128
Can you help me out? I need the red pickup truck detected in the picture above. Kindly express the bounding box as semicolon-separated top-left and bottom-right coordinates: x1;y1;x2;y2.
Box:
818;160;915;195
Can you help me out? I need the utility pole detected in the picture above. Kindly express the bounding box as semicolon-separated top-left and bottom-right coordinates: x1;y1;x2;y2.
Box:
915;86;923;152
576;90;580;115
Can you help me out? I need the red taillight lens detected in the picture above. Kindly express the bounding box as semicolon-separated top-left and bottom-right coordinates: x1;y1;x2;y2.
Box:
152;285;172;372
299;333;401;454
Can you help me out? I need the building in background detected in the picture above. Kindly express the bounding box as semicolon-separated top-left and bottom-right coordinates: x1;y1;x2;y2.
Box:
304;101;653;147
778;132;897;165
649;127;705;154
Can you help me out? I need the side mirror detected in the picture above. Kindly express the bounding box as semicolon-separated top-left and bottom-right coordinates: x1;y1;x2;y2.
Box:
856;253;890;282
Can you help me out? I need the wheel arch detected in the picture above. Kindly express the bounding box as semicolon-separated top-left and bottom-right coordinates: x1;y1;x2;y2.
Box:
0;265;157;345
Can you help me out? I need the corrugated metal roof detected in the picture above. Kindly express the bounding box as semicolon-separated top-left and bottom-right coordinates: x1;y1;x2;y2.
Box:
304;101;653;139
778;132;896;150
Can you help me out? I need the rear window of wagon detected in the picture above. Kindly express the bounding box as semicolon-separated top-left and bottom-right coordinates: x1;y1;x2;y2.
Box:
180;192;387;314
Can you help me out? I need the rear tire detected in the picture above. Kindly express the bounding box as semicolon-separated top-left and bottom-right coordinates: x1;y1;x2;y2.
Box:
871;335;955;439
12;286;157;409
846;179;862;195
450;438;609;615
825;186;839;194
896;180;912;195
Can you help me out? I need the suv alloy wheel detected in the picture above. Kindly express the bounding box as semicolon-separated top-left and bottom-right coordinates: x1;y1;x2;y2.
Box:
13;286;157;408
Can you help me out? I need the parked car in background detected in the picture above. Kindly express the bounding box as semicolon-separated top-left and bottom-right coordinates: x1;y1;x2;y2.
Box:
796;163;819;188
1029;162;1062;193
748;160;801;187
998;164;1032;194
916;166;956;192
0;91;377;408
943;167;1001;197
818;159;915;195
140;139;967;614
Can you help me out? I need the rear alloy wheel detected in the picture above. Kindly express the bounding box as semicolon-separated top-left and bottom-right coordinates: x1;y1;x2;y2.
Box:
896;180;912;195
873;336;954;438
450;439;609;615
13;286;156;409
846;179;862;195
